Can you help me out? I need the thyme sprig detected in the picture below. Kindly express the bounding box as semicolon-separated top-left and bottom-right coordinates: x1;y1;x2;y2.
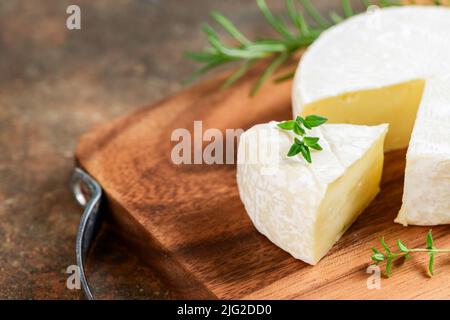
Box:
371;230;450;277
277;115;327;163
186;0;405;95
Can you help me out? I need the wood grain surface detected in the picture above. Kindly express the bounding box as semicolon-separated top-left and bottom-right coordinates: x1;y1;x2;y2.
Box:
76;58;450;299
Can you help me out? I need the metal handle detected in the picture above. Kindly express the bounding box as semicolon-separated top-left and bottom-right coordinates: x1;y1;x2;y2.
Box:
71;168;103;300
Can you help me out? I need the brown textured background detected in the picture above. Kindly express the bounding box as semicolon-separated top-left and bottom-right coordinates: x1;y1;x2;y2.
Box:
0;0;379;299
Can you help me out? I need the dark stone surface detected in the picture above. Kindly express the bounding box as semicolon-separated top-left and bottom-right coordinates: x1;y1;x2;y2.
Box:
0;0;342;299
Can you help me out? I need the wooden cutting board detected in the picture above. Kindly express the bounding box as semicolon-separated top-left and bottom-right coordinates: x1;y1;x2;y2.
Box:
76;61;450;300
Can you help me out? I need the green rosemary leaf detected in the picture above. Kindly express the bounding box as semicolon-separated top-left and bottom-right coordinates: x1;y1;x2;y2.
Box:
342;0;354;18
397;239;408;253
217;45;267;59
202;24;222;49
277;120;296;130
188;0;443;95
379;0;400;7
257;0;294;40
251;52;289;95
204;25;266;59
210;11;251;45
274;70;296;83
305;115;328;127
222;59;256;89
387;0;402;6
286;0;302;31
371;247;380;254
329;11;344;24
245;42;286;54
361;0;371;8
183;57;229;84
185;51;218;63
298;0;330;29
298;11;311;36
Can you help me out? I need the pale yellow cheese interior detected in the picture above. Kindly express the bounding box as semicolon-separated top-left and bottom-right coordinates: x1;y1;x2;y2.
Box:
313;131;386;263
301;79;425;151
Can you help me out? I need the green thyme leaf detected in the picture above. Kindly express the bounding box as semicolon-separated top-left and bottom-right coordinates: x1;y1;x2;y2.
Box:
371;247;380;255
370;230;450;278
427;230;435;276
296;116;311;129
277;114;327;163
303;136;320;145
304;137;322;151
385;257;393;278
277;120;296;130
380;237;391;254
287;143;302;157
308;143;323;151
305;115;328;127
293;121;305;135
299;144;311;163
372;253;385;262
397;239;408;253
427;229;434;250
428;252;435;276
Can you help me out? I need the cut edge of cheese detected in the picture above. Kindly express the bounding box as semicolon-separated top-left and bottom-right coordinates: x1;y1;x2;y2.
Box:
314;129;385;262
296;79;425;152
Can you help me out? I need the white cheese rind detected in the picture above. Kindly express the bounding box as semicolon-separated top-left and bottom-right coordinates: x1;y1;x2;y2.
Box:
293;6;450;226
236;122;388;264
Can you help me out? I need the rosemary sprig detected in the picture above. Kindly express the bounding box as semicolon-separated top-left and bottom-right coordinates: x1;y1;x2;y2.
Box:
186;0;404;95
277;115;327;163
371;230;450;278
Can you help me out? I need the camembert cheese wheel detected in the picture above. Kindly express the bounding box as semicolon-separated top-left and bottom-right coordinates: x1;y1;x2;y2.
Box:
293;6;450;226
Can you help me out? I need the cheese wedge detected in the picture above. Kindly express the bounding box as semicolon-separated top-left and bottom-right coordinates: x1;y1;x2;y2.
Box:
292;6;450;226
236;122;388;265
